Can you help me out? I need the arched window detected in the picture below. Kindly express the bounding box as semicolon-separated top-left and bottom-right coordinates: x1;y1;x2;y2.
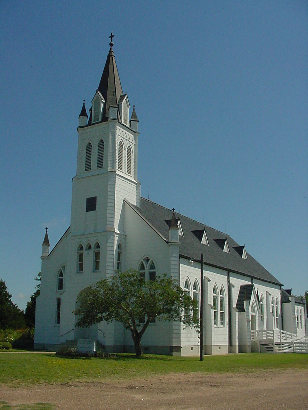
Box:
57;270;64;291
184;279;191;318
97;139;104;168
86;243;92;251
127;146;132;175
138;257;156;281
213;286;218;326
219;288;225;326
116;243;122;271
85;143;92;171
118;141;123;171
260;295;264;322
94;243;100;271
77;245;84;272
275;298;279;328
193;281;199;321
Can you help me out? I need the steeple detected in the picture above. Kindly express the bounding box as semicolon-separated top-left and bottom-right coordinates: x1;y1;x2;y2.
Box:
41;227;50;258
130;105;139;132
78;100;88;127
96;33;123;122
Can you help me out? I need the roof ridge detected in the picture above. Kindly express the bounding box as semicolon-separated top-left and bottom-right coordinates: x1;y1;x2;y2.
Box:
141;196;229;237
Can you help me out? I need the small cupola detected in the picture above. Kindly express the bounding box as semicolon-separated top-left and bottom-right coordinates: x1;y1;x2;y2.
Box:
78;100;88;127
130;105;139;132
41;227;50;258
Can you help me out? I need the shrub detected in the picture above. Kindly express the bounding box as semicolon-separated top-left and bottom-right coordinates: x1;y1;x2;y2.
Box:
0;328;34;349
0;341;12;350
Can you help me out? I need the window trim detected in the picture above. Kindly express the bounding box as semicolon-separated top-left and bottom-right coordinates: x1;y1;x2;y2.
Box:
77;245;84;273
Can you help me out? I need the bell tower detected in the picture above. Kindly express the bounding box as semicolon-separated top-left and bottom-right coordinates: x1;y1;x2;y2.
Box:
70;34;140;275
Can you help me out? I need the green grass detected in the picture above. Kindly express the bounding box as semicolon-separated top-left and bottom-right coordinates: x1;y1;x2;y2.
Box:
0;353;307;385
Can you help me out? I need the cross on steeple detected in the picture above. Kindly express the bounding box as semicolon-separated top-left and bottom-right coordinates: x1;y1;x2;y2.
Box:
109;32;114;48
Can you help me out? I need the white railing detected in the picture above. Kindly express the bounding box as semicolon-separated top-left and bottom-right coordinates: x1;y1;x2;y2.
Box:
293;341;308;354
251;329;308;353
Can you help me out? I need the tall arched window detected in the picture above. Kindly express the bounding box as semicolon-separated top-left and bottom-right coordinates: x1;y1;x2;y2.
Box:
77;245;84;272
118;141;123;171
94;243;100;271
57;269;64;291
127;146;132;175
184;279;191;318
213;286;218;326
193;281;199;321
97;139;104;168
116;243;122;271
260;295;264;322
85;143;92;171
219;288;225;326
275;298;279;328
138;257;156;281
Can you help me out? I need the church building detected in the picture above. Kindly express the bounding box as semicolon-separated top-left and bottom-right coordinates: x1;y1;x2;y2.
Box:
35;36;306;355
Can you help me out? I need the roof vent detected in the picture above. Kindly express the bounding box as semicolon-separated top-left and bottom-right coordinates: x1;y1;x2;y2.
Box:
234;245;247;259
192;229;209;245
215;238;230;253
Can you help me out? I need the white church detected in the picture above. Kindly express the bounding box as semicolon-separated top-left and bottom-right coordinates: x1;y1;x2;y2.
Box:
35;37;306;355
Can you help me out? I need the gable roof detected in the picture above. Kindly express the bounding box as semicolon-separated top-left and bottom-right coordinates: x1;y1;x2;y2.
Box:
129;198;282;286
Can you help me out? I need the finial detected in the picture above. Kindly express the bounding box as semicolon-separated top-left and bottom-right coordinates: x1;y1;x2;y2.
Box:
45;227;48;234
172;208;175;213
170;208;178;229
43;226;50;246
109;32;115;49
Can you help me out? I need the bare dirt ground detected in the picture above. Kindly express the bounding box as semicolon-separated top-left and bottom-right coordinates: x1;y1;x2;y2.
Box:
1;369;308;409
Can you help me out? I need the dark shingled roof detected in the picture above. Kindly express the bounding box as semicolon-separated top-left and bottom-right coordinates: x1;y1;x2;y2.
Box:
79;101;88;118
96;47;123;122
236;284;253;312
294;296;306;305
128;198;282;285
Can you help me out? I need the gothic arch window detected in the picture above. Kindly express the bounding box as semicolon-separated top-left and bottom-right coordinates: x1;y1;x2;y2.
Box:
193;281;199;321
85;143;92;171
86;243;92;251
127;146;132;175
118;141;124;171
77;245;84;272
97;139;104;168
116;243;122;271
275;298;279;328
94;243;100;271
213;286;218;326
259;294;264;322
57;269;64;291
219;287;225;326
184;278;191;318
138;257;156;281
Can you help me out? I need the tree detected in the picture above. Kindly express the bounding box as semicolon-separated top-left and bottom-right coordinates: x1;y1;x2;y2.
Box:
75;270;198;357
24;273;41;328
0;279;25;329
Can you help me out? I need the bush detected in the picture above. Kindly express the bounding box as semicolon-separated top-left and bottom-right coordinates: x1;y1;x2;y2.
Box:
0;341;12;350
0;328;34;349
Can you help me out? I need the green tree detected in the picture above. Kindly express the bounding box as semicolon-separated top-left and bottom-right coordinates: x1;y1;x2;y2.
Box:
0;279;25;329
75;270;198;357
24;273;41;328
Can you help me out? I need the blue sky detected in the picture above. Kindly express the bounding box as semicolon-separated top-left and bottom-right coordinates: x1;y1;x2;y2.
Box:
1;0;307;309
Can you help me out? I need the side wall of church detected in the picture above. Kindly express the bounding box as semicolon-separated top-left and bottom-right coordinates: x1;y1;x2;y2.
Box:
124;203;175;354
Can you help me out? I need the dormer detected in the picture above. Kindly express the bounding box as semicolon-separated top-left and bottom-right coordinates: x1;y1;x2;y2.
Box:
119;94;130;126
91;91;105;124
192;228;209;245
234;245;247;259
215;238;230;253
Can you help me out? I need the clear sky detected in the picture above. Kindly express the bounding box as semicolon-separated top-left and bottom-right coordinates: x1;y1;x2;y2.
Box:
1;0;307;309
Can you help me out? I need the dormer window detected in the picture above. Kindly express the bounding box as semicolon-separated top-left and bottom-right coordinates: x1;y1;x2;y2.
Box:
119;94;130;126
92;92;104;124
234;245;247;259
192;229;209;245
214;238;230;253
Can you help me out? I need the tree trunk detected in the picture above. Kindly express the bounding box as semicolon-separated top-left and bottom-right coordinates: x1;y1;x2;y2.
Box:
132;332;142;357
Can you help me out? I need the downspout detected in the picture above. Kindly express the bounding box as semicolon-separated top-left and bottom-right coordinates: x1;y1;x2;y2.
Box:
227;271;232;351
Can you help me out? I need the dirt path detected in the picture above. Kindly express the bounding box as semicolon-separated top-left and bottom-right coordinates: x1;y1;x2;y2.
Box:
1;369;308;409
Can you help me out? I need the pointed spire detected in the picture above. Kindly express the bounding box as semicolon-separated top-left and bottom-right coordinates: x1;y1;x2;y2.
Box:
96;34;123;121
79;100;88;118
131;105;139;121
170;208;178;228
42;227;50;246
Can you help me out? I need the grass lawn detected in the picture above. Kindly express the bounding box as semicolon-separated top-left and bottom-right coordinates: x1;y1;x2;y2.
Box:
0;352;307;385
